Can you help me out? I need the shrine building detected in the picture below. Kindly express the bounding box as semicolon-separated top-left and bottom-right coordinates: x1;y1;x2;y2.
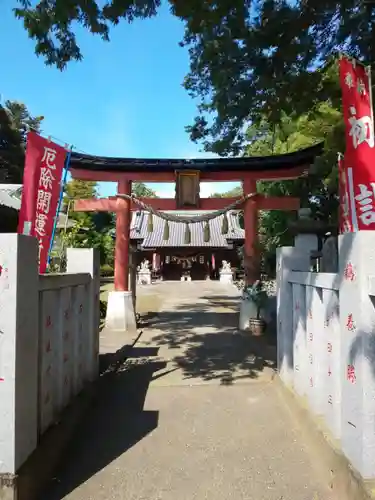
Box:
130;209;244;281
69;142;323;331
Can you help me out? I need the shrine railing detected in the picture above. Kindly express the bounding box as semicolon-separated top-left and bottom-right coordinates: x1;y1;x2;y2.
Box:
38;271;97;435
285;270;340;438
277;231;375;481
0;234;100;477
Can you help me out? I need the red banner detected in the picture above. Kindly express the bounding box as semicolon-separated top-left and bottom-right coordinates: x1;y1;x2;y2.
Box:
339;55;375;230
18;132;67;273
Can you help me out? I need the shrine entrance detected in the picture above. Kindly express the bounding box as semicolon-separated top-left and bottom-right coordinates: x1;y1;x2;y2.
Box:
69;143;323;331
130;209;245;282
162;254;207;281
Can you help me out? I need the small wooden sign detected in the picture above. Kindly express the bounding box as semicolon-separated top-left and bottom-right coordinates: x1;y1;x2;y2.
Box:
175;170;200;208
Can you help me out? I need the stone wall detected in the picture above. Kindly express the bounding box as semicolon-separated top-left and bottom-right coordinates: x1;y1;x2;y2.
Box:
277;231;375;480
0;235;100;476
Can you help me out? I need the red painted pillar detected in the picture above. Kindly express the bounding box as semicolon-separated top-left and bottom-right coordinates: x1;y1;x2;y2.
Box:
243;178;259;285
114;180;131;291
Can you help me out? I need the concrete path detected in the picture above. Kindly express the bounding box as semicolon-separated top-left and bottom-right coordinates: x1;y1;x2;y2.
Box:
43;281;331;500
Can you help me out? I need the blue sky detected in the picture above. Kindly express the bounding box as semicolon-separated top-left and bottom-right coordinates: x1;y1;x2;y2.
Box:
0;3;240;198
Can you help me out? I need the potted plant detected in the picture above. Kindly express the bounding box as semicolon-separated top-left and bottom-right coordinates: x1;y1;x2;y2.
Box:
242;279;268;336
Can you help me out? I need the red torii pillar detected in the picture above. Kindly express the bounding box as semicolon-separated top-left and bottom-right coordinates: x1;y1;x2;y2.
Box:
243;178;259;285
114;180;131;292
104;180;137;333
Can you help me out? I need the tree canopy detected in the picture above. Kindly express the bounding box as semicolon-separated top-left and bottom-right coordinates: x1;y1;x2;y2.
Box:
209;186;242;198
13;1;373;153
132;182;158;197
179;0;359;155
61;179;115;267
0;100;42;183
212;92;343;272
60;180;156;267
12;0;355;273
14;0;161;70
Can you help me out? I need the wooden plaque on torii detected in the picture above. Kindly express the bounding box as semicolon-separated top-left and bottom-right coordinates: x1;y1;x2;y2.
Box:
175;170;200;209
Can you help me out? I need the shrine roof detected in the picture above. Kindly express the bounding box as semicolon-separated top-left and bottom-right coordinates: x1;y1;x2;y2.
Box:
0;184;75;228
70;143;323;173
0;184;22;210
130;210;244;248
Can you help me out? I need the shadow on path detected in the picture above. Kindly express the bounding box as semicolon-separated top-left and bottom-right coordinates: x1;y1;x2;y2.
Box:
43;347;162;500
43;285;277;498
141;297;276;385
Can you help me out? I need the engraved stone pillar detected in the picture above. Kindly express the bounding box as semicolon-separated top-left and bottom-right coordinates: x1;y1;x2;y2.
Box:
67;248;100;381
0;234;39;474
339;232;375;478
276;247;312;386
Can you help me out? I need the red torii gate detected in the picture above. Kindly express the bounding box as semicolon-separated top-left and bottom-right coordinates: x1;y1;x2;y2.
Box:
69;143;323;331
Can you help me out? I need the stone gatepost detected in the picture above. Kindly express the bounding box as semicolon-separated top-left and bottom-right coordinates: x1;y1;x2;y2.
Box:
276;216;319;388
339;231;375;479
66;248;100;381
276;247;312;387
0;234;39;476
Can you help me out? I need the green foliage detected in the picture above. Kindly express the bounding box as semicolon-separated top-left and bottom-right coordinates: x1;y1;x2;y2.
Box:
132;182;158;197
64;179;98;202
4;100;43;144
63;179;98;236
242;281;268;320
61;179;115;266
100;300;107;320
0;100;42;183
11;0;371;157
178;2;368;155
10;0;352;276
14;0;161;70
212;91;343;271
100;263;114;277
249;97;343;269
210;186;243;198
0;107;23;183
62;217;115;266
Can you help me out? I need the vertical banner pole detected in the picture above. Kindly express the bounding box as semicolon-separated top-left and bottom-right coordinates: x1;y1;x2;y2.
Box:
47;147;72;267
338;151;353;233
366;64;374;128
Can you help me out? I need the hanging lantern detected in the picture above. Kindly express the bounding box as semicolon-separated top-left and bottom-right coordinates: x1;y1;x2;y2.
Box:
163;220;170;240
203;221;210;242
184;223;191;244
221;213;229;234
147;212;154;233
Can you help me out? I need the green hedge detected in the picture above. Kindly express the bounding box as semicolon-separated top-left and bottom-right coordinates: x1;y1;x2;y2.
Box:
100;264;114;277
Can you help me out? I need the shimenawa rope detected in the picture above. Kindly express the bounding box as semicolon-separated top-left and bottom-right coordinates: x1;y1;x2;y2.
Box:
116;192;255;243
